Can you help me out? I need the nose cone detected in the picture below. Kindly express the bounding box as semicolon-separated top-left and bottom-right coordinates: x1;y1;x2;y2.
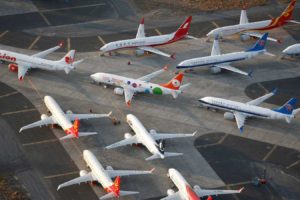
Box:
199;96;211;104
90;73;96;80
100;44;107;52
83;150;90;157
168;168;176;175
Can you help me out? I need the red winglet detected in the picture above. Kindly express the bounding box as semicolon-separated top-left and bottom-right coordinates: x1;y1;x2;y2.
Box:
73;118;79;138
140;17;144;25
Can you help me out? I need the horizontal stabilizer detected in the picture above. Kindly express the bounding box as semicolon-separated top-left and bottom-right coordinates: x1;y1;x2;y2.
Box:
99;192;115;200
179;83;191;91
146;152;183;161
59;132;97;140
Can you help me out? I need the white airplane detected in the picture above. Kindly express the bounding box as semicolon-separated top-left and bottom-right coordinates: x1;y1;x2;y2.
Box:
106;114;196;161
198;89;300;132
90;66;190;106
0;42;83;80
282;43;300;57
57;150;153;200
207;0;299;43
19;96;111;140
177;33;271;76
162;168;243;200
100;16;194;59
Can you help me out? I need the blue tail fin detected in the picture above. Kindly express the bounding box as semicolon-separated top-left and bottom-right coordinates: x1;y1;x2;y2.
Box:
273;98;298;115
246;33;268;52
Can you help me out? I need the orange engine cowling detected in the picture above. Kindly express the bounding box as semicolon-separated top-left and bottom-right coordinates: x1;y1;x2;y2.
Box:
8;64;18;72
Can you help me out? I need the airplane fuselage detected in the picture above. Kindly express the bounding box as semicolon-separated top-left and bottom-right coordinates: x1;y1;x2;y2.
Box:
44;96;73;130
208;20;271;38
168;168;199;200
200;97;289;120
83;150;113;189
100;33;176;52
177;50;263;69
126;114;162;157
0;49;66;71
91;73;176;96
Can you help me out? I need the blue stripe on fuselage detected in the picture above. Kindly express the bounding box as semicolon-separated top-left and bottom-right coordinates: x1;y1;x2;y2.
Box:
176;57;246;69
198;99;269;118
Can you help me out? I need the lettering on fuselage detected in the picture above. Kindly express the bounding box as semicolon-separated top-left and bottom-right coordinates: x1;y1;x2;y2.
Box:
0;53;16;62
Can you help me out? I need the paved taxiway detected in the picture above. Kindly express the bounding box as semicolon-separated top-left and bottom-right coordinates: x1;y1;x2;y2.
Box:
0;1;299;200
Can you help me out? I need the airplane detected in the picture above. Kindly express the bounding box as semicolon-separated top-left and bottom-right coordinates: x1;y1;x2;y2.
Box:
19;96;112;140
198;88;300;132
105;114;196;161
0;42;83;80
57;150;154;200
282;43;300;57
177;33;271;76
90;66;190;106
207;0;299;43
100;16;194;59
162;168;243;200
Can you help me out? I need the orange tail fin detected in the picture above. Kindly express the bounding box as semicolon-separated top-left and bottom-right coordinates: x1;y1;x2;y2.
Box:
113;176;121;196
278;0;295;20
160;72;184;90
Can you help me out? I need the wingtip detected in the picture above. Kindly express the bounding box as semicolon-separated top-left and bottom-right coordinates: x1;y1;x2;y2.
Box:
163;65;169;71
193;131;197;136
126;101;131;107
140;17;144;24
107;111;113;117
248;69;253;78
171;53;176;60
150;168;155;173
271;88;278;95
58;41;64;48
239;126;244;133
239;187;245;193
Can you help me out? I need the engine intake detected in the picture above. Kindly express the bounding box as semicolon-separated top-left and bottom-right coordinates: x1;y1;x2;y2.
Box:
167;189;175;196
209;66;221;74
224;112;234;120
8;64;18;72
79;170;88;177
124;133;133;139
41;114;48;120
114;88;124;96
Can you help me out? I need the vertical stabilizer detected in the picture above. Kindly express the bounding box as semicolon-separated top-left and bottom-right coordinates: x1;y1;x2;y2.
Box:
136;17;145;38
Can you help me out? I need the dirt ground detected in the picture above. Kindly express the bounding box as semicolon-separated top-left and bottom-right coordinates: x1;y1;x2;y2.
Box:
0;175;29;200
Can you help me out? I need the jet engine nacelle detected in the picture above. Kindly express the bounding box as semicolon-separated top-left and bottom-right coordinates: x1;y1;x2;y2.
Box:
8;64;18;72
167;189;175;196
41;114;48;120
80;170;88;177
66;110;73;114
149;129;156;134
114;87;124;96
158;140;165;153
124;133;133;139
136;49;145;56
224;112;234;120
106;166;113;170
210;66;221;74
193;185;201;191
240;34;250;41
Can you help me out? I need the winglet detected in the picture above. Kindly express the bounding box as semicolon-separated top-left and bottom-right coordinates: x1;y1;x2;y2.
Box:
248;69;253;78
192;131;197;136
150;168;155;173
140;17;144;25
126;100;131;107
58;41;64;48
239;187;245;193
239;126;244;133
163;65;169;71
171;53;176;60
107;111;113;117
271;88;278;95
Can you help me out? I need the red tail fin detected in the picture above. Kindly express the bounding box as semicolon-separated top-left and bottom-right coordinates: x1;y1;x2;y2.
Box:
279;0;295;20
73;118;79;137
160;72;184;90
173;16;192;40
113;176;120;196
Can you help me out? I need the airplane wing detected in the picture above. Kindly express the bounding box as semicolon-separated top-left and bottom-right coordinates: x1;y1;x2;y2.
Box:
242;32;280;43
216;63;250;76
138;46;173;58
105;136;139;149
106;169;153;178
151;131;196;140
195;187;243;197
138;65;168;82
57;172;95;190
233;112;247;132
66;112;112;121
246;88;277;106
160;192;181;200
32;43;62;58
19;116;56;132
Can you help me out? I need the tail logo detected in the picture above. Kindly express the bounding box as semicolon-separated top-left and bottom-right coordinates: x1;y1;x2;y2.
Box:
182;23;189;29
285;104;293;111
65;56;74;64
259;40;265;46
172;79;180;87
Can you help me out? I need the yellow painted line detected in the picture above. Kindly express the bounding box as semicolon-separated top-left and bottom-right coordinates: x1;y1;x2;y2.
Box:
218;133;228;144
257;82;268;93
67;38;71;51
97;36;106;45
0;91;19;99
44;171;78;179
262;145;277;161
1;108;36;116
0;30;9;38
28;36;41;50
39;12;51;26
211;21;219;28
286;160;300;169
41;3;106;13
27;77;43;102
155;29;162;35
22;139;58;147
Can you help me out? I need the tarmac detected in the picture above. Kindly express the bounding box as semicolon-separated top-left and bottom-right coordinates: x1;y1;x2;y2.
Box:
0;0;299;200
